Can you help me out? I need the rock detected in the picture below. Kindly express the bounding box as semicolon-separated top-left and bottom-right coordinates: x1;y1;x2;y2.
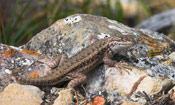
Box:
0;83;44;105
19;14;175;81
53;88;74;105
121;101;139;105
19;14;175;95
135;9;175;31
162;51;175;66
1;14;175;104
0;43;52;92
134;76;172;96
104;66;147;97
103;64;173;98
169;52;175;62
20;14;175;59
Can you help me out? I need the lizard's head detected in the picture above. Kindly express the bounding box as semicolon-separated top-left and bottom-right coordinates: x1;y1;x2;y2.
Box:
108;35;135;53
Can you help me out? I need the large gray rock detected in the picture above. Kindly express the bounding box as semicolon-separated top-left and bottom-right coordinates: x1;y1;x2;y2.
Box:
1;14;175;104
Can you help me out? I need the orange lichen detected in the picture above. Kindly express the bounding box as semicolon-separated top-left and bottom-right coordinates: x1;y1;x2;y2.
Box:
87;96;105;105
5;46;18;57
141;34;156;43
147;49;163;57
141;35;170;49
146;42;158;48
30;71;39;78
141;35;158;48
8;46;17;53
3;51;12;57
138;38;144;43
22;49;41;55
3;46;18;57
139;34;172;57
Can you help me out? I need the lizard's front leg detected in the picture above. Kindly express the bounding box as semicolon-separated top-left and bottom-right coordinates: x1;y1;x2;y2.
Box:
38;54;68;68
66;73;87;88
103;55;130;74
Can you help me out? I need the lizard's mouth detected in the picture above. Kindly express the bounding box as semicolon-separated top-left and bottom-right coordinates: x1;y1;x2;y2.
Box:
110;35;136;47
110;41;135;53
122;41;136;46
115;41;136;47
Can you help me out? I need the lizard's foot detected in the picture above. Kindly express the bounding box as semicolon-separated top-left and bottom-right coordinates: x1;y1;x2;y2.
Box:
70;88;85;105
72;85;92;105
103;56;131;74
114;61;131;74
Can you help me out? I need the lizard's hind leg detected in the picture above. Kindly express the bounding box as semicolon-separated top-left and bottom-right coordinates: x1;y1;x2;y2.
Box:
66;73;87;88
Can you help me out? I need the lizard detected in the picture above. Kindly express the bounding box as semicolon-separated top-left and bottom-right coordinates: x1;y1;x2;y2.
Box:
15;35;135;88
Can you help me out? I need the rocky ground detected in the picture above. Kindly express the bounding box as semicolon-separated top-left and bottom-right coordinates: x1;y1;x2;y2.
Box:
0;14;175;105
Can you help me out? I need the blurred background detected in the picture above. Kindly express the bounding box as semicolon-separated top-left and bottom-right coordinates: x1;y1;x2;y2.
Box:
0;0;175;46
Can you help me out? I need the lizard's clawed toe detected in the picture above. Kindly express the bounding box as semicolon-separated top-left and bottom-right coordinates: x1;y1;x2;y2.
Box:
114;61;131;74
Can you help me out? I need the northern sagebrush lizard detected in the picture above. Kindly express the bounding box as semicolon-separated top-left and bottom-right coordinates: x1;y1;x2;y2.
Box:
16;35;135;88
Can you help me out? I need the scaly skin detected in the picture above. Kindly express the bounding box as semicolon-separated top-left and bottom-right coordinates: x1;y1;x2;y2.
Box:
16;35;135;87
